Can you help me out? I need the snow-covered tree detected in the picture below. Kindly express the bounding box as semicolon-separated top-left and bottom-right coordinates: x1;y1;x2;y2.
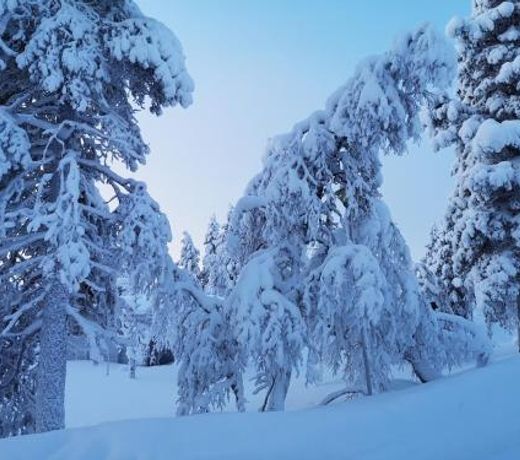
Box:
419;223;468;317
176;294;246;416
117;290;149;379
202;213;242;297
179;231;201;281
0;0;192;435
113;184;174;378
218;206;244;291
425;0;520;346
149;260;246;415
228;249;306;411
201;216;220;289
223;23;487;409
200;216;231;295
183;212;309;413
312;244;393;395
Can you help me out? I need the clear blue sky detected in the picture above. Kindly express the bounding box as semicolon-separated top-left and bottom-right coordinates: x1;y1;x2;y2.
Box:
135;0;470;260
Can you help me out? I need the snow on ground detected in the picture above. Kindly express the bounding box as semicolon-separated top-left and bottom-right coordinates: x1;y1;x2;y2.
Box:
3;352;520;460
65;362;177;428
65;360;352;428
64;326;515;428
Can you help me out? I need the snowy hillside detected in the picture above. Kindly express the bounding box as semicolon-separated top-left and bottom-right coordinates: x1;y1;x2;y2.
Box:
2;356;520;460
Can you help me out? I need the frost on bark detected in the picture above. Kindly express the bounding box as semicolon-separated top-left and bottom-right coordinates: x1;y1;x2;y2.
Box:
34;282;68;433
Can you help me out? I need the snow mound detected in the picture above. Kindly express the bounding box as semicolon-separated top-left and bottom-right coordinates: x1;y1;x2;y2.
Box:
2;357;520;460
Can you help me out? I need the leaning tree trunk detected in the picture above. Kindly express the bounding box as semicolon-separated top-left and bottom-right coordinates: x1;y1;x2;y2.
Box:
261;369;291;412
231;373;246;412
404;343;441;384
34;281;69;433
361;328;373;396
407;354;442;384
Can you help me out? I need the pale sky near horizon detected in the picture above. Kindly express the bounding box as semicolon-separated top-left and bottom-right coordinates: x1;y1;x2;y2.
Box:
134;0;470;261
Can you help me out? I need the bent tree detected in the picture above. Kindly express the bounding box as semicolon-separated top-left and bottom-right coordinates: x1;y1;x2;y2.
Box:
220;24;488;410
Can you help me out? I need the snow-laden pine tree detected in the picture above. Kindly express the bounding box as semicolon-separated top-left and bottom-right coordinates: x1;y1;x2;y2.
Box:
117;289;150;379
218;206;242;292
228;248;307;411
149;257;246;416
221;24;489;409
201;216;220;290
114;185;174;379
179;231;202;282
200;215;233;296
175;293;247;416
168;213;246;415
425;0;520;346
313;245;388;395
0;0;192;435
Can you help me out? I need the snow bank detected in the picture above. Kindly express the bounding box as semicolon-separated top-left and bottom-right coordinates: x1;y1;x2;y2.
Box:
2;357;520;460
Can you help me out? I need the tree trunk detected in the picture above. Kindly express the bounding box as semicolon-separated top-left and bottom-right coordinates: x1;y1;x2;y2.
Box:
231;374;245;412
407;354;442;383
361;328;373;396
262;369;291;412
34;281;68;433
129;357;136;379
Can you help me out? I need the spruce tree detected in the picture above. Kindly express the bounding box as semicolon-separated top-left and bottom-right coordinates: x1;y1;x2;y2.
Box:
426;0;520;345
201;216;219;289
179;231;201;282
201;216;232;296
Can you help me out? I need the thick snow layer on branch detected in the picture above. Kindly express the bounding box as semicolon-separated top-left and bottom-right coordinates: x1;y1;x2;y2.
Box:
327;24;455;152
448;2;517;41
496;55;520;83
468;161;518;198
105;17;194;110
0;110;30;180
319;245;385;325
472;119;520;157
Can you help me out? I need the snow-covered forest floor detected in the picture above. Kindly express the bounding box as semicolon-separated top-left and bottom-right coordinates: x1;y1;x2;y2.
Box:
65;360;347;428
2;339;519;460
